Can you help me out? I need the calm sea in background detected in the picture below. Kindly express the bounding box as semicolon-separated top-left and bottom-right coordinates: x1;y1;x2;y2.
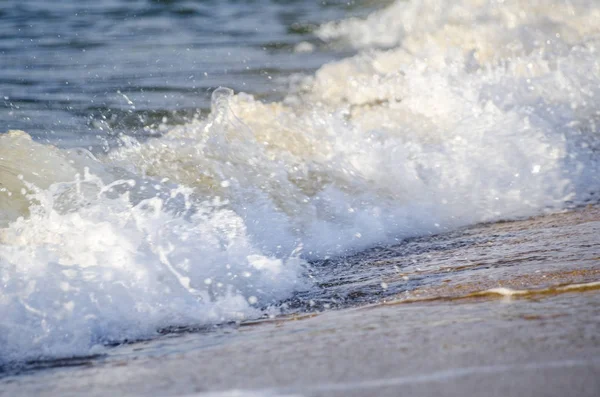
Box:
0;0;373;149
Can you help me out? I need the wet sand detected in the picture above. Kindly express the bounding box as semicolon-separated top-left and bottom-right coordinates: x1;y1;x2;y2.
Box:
1;206;599;397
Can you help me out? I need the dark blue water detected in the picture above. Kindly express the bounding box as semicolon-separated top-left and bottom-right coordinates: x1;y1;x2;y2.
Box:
0;0;375;149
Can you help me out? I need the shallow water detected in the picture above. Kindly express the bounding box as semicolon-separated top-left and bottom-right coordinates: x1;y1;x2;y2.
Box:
1;0;600;376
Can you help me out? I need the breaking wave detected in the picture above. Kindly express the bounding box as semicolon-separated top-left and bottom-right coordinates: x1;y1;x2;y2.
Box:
1;0;600;365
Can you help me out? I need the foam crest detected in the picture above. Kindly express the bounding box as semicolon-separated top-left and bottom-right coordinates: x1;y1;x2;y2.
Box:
317;0;600;52
0;166;304;364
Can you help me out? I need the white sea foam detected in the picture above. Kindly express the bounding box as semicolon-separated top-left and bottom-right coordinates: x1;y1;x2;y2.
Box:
2;0;600;364
0;162;304;363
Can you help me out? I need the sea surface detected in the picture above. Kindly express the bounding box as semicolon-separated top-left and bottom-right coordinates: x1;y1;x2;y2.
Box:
1;0;600;382
1;0;375;148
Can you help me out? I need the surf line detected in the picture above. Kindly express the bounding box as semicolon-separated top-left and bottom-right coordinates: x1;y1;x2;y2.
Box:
380;280;600;306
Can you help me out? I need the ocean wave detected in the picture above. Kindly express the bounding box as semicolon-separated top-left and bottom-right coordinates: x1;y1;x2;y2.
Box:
1;0;600;364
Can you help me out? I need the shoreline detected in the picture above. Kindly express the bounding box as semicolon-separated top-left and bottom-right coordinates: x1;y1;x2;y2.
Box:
2;204;599;397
